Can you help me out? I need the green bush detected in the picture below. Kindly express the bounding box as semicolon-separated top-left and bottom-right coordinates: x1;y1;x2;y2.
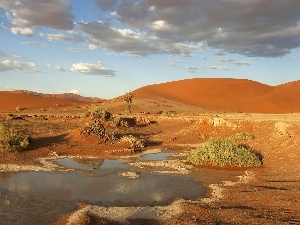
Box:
110;117;129;128
0;123;30;153
85;107;114;121
86;107;131;128
119;135;144;148
80;119;116;143
227;132;255;142
188;134;262;167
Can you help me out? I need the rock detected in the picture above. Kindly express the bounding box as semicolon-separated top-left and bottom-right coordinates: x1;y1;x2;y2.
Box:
118;171;140;179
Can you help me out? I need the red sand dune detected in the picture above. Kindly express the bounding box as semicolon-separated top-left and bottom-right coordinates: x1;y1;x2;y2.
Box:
0;91;89;112
133;78;300;113
1;78;299;113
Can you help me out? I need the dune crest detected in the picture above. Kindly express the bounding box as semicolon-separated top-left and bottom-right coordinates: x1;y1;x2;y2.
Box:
133;78;300;113
0;91;93;111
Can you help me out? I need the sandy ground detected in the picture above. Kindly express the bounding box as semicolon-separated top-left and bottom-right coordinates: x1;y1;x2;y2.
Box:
1;108;299;224
1;81;300;224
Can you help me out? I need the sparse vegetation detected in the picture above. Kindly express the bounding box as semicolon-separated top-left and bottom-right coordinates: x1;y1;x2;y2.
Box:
85;107;114;121
15;107;21;112
188;133;262;167
228;132;255;142
111;117;129;127
119;135;145;148
81;119;116;143
82;107;146;148
85;107;131;128
123;91;133;114
0;123;30;153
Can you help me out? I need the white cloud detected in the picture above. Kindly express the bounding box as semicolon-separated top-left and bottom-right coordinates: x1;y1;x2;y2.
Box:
10;27;34;36
186;66;199;73
21;41;52;47
2;0;299;58
0;51;20;59
67;48;84;53
151;20;170;31
0;59;37;72
59;89;79;94
45;31;84;43
78;21;205;56
55;65;66;72
0;0;74;30
68;90;79;94
94;0;300;57
219;58;252;66
172;42;206;56
70;61;117;76
44;63;51;68
165;60;182;67
203;65;229;71
77;21;161;56
46;33;69;42
89;44;98;50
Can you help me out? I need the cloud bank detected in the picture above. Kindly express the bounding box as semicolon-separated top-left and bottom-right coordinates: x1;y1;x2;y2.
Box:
1;0;300;58
91;0;300;57
0;59;37;72
0;0;74;31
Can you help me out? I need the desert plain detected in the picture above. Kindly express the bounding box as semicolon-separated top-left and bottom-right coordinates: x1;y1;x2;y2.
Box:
0;78;300;225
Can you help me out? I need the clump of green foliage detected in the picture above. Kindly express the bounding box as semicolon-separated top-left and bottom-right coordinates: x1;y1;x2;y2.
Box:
85;107;114;121
119;135;145;148
83;107;147;148
188;133;262;167
111;117;129;128
227;132;255;142
85;107;129;127
81;119;116;143
0;123;30;153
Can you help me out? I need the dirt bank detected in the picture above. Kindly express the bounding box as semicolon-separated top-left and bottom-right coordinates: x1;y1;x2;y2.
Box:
1;111;300;224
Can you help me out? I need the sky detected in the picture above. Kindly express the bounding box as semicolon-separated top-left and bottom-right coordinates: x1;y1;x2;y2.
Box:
0;0;300;99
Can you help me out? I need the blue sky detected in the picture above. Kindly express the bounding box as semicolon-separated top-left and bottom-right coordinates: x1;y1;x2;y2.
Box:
0;0;300;99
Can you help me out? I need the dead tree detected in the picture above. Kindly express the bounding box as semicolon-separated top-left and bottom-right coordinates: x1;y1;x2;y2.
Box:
123;91;133;114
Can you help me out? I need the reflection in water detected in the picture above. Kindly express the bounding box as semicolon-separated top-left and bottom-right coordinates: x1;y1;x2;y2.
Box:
56;157;105;170
0;156;207;224
0;170;206;206
138;152;173;161
0;172;14;185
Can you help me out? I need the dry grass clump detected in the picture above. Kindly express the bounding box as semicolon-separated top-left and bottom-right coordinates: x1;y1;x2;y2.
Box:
188;133;262;167
0;123;30;153
119;135;145;148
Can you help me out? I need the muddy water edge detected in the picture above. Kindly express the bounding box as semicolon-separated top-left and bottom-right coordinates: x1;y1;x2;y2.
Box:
0;152;246;225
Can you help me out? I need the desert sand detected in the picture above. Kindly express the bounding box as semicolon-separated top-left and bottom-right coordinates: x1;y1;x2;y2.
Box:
0;78;299;225
0;91;95;112
133;78;300;113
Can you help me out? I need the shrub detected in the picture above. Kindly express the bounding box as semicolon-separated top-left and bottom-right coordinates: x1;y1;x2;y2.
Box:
228;132;255;142
0;123;30;153
188;134;262;167
111;117;129;128
119;135;144;148
123;91;133;114
85;107;114;121
85;108;133;128
80;119;116;143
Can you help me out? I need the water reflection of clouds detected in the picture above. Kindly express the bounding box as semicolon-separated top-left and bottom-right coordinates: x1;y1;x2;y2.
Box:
152;191;164;202
0;161;206;206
